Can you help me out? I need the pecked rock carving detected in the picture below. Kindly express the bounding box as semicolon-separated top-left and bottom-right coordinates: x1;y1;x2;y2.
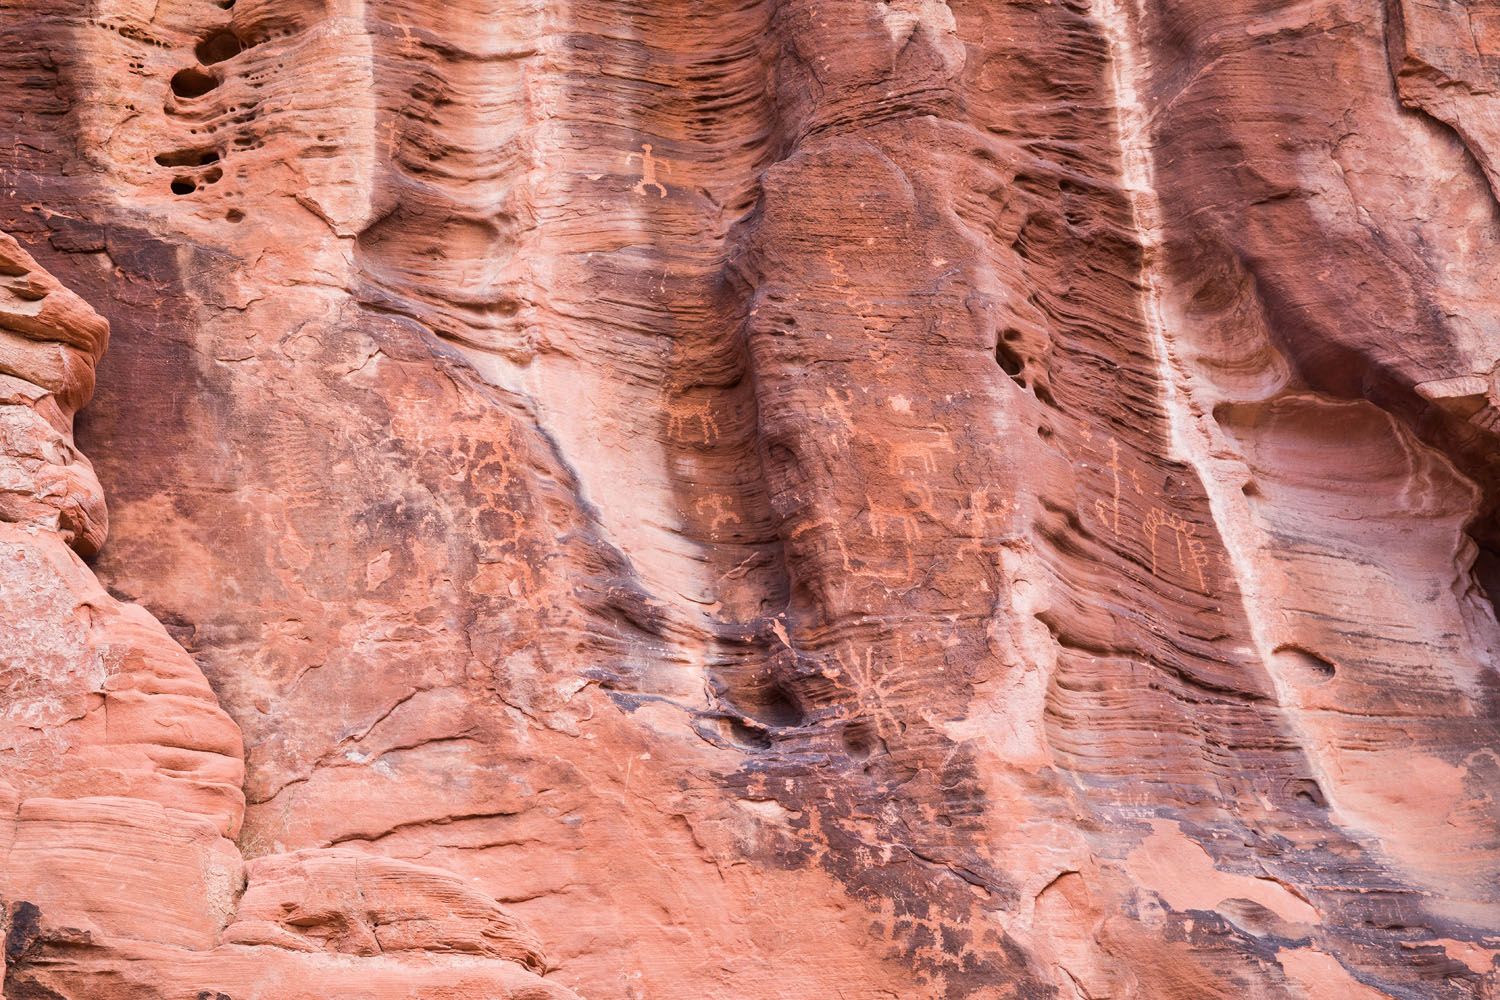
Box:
0;231;577;999
0;0;1498;997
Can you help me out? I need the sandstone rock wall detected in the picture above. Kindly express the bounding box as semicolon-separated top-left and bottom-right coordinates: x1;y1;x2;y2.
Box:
0;0;1497;997
0;230;577;998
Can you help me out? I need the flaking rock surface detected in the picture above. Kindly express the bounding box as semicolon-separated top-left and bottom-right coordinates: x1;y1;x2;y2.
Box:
1;0;1498;997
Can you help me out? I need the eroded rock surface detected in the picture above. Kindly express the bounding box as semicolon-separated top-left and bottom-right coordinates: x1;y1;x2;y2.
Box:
0;0;1498;997
0;232;576;998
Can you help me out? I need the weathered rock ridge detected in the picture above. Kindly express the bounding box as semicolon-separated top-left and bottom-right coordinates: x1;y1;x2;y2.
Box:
1;0;1498;997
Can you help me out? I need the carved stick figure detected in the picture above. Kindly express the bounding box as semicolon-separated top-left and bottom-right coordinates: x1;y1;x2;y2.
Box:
1093;436;1123;535
626;143;670;198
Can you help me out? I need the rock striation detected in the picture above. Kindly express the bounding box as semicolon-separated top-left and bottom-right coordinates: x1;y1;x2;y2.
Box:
0;0;1498;997
0;231;576;998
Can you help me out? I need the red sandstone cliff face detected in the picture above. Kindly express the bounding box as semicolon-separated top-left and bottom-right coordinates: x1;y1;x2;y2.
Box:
1;0;1498;998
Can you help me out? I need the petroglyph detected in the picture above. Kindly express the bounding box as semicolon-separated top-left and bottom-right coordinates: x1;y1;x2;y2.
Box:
667;392;723;447
695;494;743;534
831;641;907;740
954;487;1016;565
627;143;671;198
859;492;923;583
1093;436;1123;535
1143;506;1210;593
823;247;881;335
888;433;958;478
788;515;854;574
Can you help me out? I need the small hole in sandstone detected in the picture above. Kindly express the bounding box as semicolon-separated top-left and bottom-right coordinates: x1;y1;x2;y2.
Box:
1037;424;1053;439
996;339;1025;379
201;166;224;185
743;683;803;729
170;67;219;99
1273;644;1336;680
841;719;880;761
196;30;244;65
1241;481;1260;497
1286;778;1327;808
225;208;245;223
217;0;236;7
1474;542;1500;615
722;717;771;752
170;178;196;195
155;148;220;167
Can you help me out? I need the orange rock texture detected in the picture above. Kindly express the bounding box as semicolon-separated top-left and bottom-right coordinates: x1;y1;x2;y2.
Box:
1;1;1499;998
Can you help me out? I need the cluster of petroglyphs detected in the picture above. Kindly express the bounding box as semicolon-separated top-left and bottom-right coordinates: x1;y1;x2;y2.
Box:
627;143;672;198
1089;436;1210;592
1142;506;1210;593
846;427;962;587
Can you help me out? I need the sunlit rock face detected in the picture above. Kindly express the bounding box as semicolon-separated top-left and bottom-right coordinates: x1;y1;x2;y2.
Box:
1;0;1498;997
0;229;578;999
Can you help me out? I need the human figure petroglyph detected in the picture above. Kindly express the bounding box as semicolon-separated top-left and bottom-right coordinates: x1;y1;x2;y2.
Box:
1094;436;1123;535
695;494;743;534
1143;506;1210;592
626;143;671;198
954;487;1015;565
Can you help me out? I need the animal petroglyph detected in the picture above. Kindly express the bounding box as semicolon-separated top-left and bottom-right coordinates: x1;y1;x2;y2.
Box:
787;515;854;575
888;433;957;478
626;143;671;198
857;491;927;585
667;392;723;447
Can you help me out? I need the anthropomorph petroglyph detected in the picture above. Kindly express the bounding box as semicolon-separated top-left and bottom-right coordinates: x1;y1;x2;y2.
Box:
1143;506;1210;592
627;143;671;198
1094;436;1123;535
